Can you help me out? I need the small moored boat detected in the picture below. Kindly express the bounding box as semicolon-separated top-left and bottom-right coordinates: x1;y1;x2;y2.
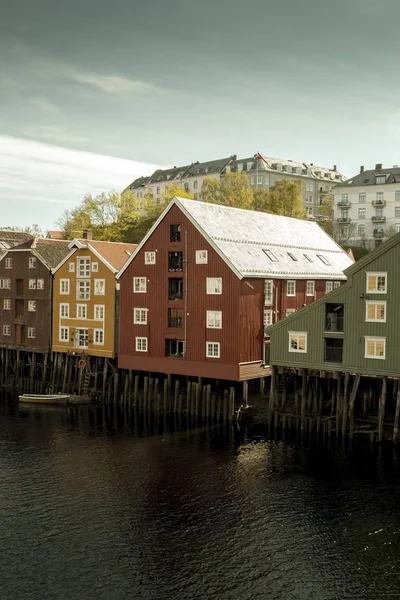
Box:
19;393;71;405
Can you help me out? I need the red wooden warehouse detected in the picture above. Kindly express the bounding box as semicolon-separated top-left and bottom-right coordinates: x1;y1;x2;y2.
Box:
117;198;353;381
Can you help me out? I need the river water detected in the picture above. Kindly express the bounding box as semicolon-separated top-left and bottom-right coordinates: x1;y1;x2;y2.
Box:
1;399;400;600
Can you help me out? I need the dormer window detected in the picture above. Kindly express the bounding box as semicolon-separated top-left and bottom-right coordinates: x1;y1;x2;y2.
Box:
262;249;279;262
287;252;297;261
376;175;386;184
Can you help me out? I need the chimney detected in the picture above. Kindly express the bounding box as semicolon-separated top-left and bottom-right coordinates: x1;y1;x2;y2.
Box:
82;229;92;241
232;154;237;161
333;165;337;172
360;165;364;173
375;163;382;170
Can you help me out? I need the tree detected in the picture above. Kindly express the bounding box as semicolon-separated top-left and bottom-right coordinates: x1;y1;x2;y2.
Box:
333;221;357;246
252;179;306;219
201;172;254;209
317;197;334;236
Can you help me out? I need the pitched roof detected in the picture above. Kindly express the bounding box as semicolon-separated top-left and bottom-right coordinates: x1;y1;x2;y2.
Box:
148;165;191;184
8;238;71;269
118;197;353;280
183;156;233;177
336;165;400;187
46;230;64;240
127;175;151;190
0;230;34;248
86;241;137;271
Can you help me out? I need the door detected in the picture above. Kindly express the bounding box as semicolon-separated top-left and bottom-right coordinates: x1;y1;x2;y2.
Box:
76;328;88;348
15;324;25;345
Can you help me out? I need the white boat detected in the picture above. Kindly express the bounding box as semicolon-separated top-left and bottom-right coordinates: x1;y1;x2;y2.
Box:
19;393;71;405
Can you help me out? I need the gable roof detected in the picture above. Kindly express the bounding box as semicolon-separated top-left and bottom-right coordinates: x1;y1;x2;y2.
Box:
336;166;400;187
46;230;65;240
0;230;34;249
54;239;137;274
0;238;71;270
183;156;233;178
117;197;353;280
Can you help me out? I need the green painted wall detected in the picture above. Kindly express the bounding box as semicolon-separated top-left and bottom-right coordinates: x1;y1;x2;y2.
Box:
268;237;400;377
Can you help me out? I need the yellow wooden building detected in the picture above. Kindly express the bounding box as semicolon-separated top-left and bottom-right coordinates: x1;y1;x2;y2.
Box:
52;238;137;358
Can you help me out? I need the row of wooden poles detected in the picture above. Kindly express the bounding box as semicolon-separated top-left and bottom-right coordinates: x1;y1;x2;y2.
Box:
269;366;400;442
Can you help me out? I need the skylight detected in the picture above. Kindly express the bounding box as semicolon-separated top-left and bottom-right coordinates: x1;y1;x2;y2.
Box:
317;254;330;266
287;252;297;262
262;249;278;262
303;254;313;262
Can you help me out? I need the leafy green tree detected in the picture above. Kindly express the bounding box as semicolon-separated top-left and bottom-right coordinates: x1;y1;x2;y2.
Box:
201;172;254;209
252;179;305;219
317;197;334;236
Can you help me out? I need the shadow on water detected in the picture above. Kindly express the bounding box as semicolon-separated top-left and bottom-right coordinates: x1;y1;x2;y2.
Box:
1;391;400;600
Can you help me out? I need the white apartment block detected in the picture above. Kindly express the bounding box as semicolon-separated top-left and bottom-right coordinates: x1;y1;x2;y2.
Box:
334;164;400;249
125;153;346;217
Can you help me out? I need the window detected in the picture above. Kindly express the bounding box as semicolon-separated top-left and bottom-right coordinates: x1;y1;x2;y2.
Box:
207;310;222;329
29;279;36;289
396;208;400;218
69;262;75;272
366;301;386;322
358;224;365;235
196;250;208;264
145;252;156;265
375;176;386;185
77;257;91;278
206;342;220;358
206;277;222;295
168;251;182;271
341;193;348;201
257;175;263;184
5;257;12;269
94;329;104;345
376;192;384;202
264;310;273;327
193;180;198;189
168;278;183;300
366;272;387;293
165;339;185;357
94;279;105;295
94;305;104;320
317;254;331;266
303;254;313;262
359;193;366;203
289;332;307;353
60;303;69;318
325;281;333;293
170;224;181;242
168;308;183;328
365;336;386;359
264;280;273;305
134;308;148;324
60;279;70;295
325;338;343;363
60;326;69;342
36;279;44;290
3;299;11;310
77;280;90;300
194;193;198;200
77;304;87;319
358;208;366;219
396;191;400;201
334;281;341;289
3;325;11;336
29;257;36;269
92;262;99;272
28;300;36;312
0;278;10;289
76;328;88;348
27;327;35;339
133;277;147;293
325;303;344;331
396;224;400;233
306;281;315;296
287;280;296;296
262;249;278;262
136;337;148;352
287;252;298;262
286;309;296;316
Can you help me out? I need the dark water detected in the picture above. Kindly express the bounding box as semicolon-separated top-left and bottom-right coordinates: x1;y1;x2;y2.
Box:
1;400;400;600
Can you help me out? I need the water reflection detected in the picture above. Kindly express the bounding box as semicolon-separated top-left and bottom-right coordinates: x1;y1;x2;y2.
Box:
0;396;400;599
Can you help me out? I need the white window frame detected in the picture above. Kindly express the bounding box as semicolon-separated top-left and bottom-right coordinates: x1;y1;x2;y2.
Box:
264;280;273;305
3;325;11;336
27;327;35;339
60;279;70;295
365;300;386;323
91;262;99;272
206;277;222;295
286;280;296;297
396;191;400;202
77;257;91;278
94;305;105;320
3;299;11;310
206;341;220;358
68;262;75;272
133;277;147;293
28;256;36;269
358;208;366;219
334;281;341;289
286;309;296;317
2;278;11;289
60;303;69;318
364;336;386;360
359;193;366;203
59;326;69;342
36;279;44;290
135;336;148;352
28;300;36;312
366;272;387;294
264;310;273;327
257;175;263;184
196;250;208;264
94;279;105;295
5;257;12;269
306;280;315;297
134;308;148;324
145;252;156;265
76;304;87;319
289;331;307;353
325;281;333;293
77;280;90;300
93;328;104;345
29;279;36;290
206;310;222;329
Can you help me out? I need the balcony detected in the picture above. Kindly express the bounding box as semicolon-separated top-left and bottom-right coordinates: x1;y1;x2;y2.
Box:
372;199;386;207
337;217;351;223
168;278;183;300
337;200;351;207
168;317;183;328
371;215;386;222
168;251;183;272
165;339;185;358
373;229;384;238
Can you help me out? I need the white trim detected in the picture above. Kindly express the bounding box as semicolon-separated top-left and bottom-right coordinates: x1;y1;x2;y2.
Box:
59;326;69;342
93;328;104;345
135;336;148;352
206;341;220;358
365;300;386;323
306;280;315;297
288;331;307;353
206;310;222;329
144;251;156;265
366;272;387;294
94;279;105;295
60;303;69;318
364;336;386;360
28;300;36;312
76;303;87;319
195;250;208;264
76;280;90;300
134;307;148;324
133;277;147;293
286;280;296;297
206;277;222;295
27;327;36;339
77;256;91;278
94;304;105;320
60;278;70;295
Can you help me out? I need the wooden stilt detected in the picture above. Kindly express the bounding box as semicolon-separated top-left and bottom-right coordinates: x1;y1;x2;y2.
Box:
393;379;400;441
134;375;139;406
342;373;350;436
301;369;307;432
242;380;249;408
349;374;360;440
378;377;387;442
174;380;179;412
335;372;342;435
229;387;235;420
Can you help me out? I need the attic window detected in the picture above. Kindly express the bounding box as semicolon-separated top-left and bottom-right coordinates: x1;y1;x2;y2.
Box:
304;254;313;262
287;252;297;262
317;254;331;266
262;249;278;262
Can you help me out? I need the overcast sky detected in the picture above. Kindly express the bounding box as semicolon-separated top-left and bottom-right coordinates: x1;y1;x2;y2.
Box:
2;0;400;229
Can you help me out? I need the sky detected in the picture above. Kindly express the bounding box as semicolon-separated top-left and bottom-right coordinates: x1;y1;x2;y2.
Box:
2;0;400;229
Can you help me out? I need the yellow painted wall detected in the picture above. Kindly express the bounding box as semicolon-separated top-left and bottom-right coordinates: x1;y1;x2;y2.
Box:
52;248;117;358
